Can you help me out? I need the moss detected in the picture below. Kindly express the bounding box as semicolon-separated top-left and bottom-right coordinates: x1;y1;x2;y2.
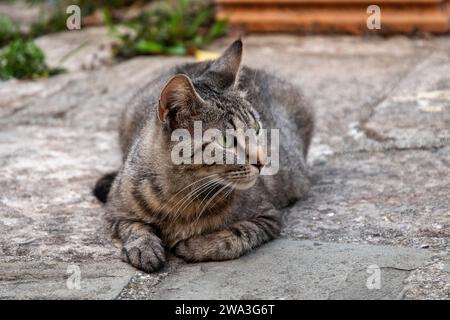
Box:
112;0;227;58
0;15;19;47
0;39;64;80
0;0;226;80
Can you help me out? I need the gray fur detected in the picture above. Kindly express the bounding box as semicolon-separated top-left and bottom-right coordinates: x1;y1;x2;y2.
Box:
97;40;314;272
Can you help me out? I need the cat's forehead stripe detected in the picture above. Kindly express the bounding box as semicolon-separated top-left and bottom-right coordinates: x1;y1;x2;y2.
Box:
232;117;247;129
249;107;259;122
236;107;251;124
244;108;257;124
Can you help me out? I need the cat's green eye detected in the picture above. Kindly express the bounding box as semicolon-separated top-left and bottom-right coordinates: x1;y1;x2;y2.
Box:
217;134;234;148
255;121;262;135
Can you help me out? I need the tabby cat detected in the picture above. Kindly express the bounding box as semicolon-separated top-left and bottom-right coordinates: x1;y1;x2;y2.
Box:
93;39;314;272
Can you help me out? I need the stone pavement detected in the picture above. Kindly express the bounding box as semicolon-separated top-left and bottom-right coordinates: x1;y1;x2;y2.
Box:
0;30;449;299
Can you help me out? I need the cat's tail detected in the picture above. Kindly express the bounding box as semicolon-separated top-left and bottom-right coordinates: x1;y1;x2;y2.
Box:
93;172;118;203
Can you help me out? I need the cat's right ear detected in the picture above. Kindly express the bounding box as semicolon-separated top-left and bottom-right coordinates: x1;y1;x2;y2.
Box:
198;39;243;91
158;74;204;124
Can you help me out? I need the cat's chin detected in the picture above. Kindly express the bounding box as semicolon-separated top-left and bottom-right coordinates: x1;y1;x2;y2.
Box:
232;178;258;190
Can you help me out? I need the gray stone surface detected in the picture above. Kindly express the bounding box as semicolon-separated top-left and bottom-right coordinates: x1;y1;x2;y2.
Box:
0;0;40;32
0;260;134;299
0;29;449;299
144;240;431;300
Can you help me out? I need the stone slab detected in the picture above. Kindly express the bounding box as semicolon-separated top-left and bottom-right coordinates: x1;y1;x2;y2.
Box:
146;239;432;300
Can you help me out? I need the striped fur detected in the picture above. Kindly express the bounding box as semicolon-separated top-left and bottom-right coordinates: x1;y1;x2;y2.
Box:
94;40;314;272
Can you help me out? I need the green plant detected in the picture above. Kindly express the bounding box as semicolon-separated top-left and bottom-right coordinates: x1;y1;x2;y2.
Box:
0;39;63;80
29;9;68;38
28;0;92;37
113;0;227;57
21;0;227;57
27;0;153;37
0;15;19;47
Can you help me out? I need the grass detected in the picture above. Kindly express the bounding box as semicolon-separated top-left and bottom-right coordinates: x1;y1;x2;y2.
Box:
26;0;160;37
0;14;64;80
112;0;227;57
29;10;69;38
0;38;64;80
0;0;227;79
26;0;228;57
0;15;19;47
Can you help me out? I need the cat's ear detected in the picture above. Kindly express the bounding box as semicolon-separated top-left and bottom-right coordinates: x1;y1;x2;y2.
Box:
201;39;243;90
158;74;204;123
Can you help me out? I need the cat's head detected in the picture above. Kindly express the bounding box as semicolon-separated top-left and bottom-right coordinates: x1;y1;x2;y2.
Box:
157;39;266;190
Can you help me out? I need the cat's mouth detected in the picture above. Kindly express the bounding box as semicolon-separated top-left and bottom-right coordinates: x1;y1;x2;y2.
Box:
232;178;258;190
221;165;260;190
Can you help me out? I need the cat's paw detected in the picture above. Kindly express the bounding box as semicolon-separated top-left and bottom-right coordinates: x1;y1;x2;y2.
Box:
121;236;166;273
174;238;199;262
174;231;242;262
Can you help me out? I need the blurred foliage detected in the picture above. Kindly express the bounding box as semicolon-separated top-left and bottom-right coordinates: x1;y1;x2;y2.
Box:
27;0;142;12
24;0;227;56
113;0;227;57
0;39;64;80
0;15;19;47
30;9;68;37
0;0;226;79
27;0;133;37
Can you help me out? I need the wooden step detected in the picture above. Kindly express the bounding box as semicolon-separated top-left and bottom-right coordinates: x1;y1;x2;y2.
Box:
215;0;450;34
217;0;445;3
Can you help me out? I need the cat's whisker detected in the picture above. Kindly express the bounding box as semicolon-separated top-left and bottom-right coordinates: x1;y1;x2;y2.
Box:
156;174;219;215
172;178;220;214
176;180;223;222
225;171;252;178
198;182;233;218
169;181;215;223
191;182;228;224
171;177;224;221
194;178;226;218
178;178;225;218
193;183;229;225
212;182;235;208
191;179;230;223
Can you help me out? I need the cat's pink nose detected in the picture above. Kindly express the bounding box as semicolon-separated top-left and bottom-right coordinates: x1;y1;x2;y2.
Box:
253;147;267;172
253;161;263;172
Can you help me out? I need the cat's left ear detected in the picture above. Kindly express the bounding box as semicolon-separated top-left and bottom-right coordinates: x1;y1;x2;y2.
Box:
158;74;205;124
201;39;243;90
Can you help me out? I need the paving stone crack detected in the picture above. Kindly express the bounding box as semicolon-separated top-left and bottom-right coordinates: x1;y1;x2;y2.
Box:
358;49;435;142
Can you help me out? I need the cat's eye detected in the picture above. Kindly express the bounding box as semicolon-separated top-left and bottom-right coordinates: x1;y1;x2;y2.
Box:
255;121;262;135
217;134;234;148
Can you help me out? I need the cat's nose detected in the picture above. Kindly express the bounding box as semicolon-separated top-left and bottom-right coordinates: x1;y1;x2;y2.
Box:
253;161;264;172
253;147;267;172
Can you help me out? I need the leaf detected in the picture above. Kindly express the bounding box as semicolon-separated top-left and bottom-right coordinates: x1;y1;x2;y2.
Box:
189;9;213;36
205;19;227;44
165;44;187;56
102;7;116;32
134;40;164;54
111;0;228;58
0;39;53;80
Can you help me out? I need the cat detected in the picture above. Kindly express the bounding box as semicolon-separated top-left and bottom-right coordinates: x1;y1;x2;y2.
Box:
93;39;314;273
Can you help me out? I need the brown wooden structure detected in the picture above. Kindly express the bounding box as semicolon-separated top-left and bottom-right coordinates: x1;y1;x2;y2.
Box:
215;0;450;34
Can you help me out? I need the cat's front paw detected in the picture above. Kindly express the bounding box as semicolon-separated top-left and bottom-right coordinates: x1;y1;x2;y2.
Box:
174;231;242;262
174;238;199;262
121;236;166;273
